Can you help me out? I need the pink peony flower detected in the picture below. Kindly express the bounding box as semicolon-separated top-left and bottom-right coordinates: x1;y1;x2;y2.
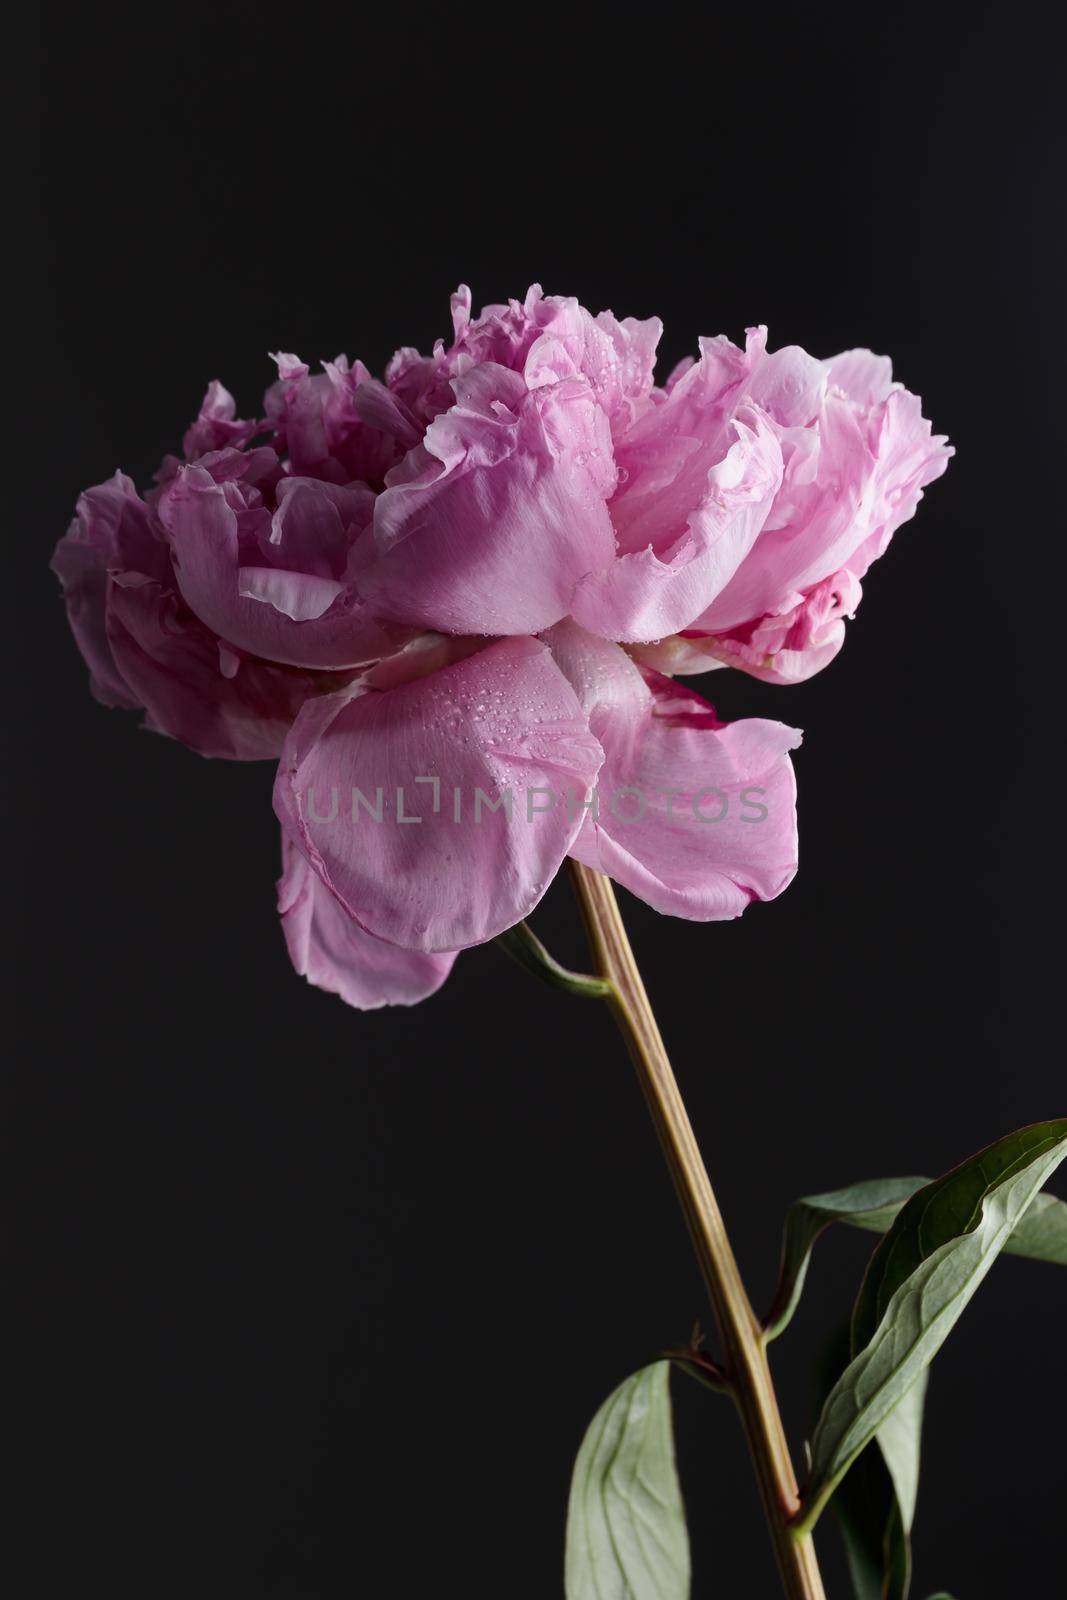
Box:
52;287;950;1008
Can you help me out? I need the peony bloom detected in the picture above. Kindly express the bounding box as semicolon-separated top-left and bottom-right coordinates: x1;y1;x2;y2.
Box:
52;286;950;1007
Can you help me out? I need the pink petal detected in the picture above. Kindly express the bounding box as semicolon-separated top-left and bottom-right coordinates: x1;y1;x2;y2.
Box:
524;300;662;436
264;354;399;487
745;341;827;426
52;522;140;710
846;389;953;576
688;382;952;675
50;472;169;710
363;364;617;635
278;835;456;1009
352;378;423;449
697;571;861;684
544;621;801;920
105;578;320;760
159;464;403;669
570;408;783;641
626;635;731;677
237;567;346;621
606;333;758;560
692;397;865;630
273;636;605;952
825;349;895;406
266;478;376;576
182;379;260;460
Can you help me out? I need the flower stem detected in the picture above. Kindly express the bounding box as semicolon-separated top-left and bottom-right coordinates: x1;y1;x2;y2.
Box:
495;920;612;999
568;863;826;1600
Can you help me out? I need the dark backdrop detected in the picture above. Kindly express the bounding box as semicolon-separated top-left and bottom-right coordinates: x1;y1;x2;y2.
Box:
9;4;1066;1596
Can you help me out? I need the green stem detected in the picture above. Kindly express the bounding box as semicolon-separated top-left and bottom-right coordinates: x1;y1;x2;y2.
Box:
568;863;826;1600
495;920;612;999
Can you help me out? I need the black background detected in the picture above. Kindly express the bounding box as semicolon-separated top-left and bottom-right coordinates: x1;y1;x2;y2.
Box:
9;4;1066;1596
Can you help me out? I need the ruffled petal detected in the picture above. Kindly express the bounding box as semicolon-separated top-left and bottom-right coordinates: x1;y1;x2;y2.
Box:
266;478;377;577
52;523;139;710
523;300;662;436
694;395;871;631
278;835;456;1008
105;577;319;759
385;285;661;442
264;353;399;487
570;408;783;641
606;332;759;560
237;567;346;622
182;380;261;459
846;389;953;576
50;472;171;709
273;636;605;952
544;621;800;920
159;463;403;669
745;340;827;426
825;349;895;406
697;571;860;684
685;376;951;678
364;364;617;635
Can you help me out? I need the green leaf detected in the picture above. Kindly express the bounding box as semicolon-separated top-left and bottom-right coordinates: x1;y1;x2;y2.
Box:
813;1328;927;1600
767;1174;1067;1341
843;1375;926;1600
565;1362;689;1600
1000;1189;1067;1262
875;1371;926;1534
766;1177;927;1340
804;1120;1067;1525
837;1482;909;1600
789;1149;1067;1587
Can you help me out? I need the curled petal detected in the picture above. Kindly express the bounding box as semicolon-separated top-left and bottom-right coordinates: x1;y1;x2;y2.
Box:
442;283;555;371
524;300;662;436
352;378;423;449
238;567;346;622
745;339;827;427
265;353;399;486
606;332;760;559
266;478;376;577
704;572;860;684
364;365;617;635
544;621;801;920
570;408;783;642
825;348;895;406
384;285;660;441
694;396;872;631
182;380;261;460
848;389;953;576
278;835;456;1008
687;380;951;678
50;472;170;709
159;463;403;669
625;634;730;677
634;570;861;686
106;578;319;760
52;522;139;710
